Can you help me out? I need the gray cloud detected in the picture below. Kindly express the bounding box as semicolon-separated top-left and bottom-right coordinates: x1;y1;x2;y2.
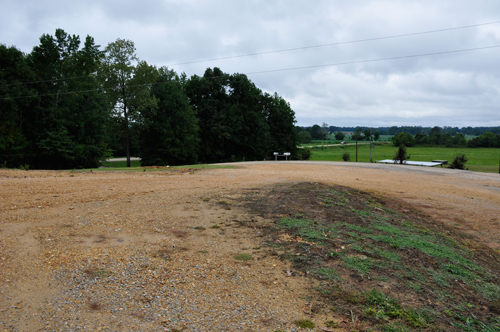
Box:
2;0;500;127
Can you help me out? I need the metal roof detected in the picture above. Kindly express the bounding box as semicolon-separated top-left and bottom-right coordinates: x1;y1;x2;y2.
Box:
376;159;444;167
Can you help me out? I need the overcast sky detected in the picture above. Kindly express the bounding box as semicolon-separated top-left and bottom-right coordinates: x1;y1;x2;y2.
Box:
2;0;500;127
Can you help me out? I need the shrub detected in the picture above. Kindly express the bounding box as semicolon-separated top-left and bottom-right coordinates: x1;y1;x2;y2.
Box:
342;152;351;161
393;145;410;164
300;147;312;160
448;154;468;170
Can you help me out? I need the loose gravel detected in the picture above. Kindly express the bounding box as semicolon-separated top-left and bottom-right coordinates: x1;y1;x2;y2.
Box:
1;162;499;331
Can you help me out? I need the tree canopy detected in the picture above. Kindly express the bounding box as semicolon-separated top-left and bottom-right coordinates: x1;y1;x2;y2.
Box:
1;30;300;169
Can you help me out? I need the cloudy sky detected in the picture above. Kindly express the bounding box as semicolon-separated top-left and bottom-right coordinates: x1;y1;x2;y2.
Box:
2;0;500;127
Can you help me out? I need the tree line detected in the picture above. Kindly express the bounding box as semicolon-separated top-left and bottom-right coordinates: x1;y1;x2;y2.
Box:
325;126;500;136
298;125;500;139
1;29;299;169
393;130;500;148
297;124;500;147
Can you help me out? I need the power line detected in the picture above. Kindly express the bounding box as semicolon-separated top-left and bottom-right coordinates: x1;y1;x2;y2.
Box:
2;73;101;87
2;44;498;100
244;45;500;75
166;20;500;66
3;20;500;87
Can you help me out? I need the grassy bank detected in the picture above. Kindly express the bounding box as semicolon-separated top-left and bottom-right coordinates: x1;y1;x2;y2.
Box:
88;160;237;172
246;182;500;331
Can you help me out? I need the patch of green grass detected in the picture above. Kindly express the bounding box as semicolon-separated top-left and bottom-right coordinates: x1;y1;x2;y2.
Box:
375;248;400;262
83;162;237;172
312;267;341;281
340;222;373;234
321;197;334;206
83;268;108;278
210;225;220;229
451;313;500;331
279;217;315;229
476;282;500;301
193;226;206;230
278;218;329;244
343;256;374;276
293;319;315;328
234;253;253;261
381;322;411;332
101;159;142;168
353;209;375;218
408;282;423;293
404;308;434;328
365;289;405;320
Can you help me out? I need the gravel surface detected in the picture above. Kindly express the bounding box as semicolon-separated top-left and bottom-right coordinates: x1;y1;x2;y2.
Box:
1;162;499;331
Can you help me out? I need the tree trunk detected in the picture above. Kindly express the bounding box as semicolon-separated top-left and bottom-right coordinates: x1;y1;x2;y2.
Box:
356;137;358;162
370;141;373;163
124;101;130;168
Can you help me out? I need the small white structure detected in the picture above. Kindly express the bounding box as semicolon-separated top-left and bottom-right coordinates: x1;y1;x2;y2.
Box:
376;159;446;167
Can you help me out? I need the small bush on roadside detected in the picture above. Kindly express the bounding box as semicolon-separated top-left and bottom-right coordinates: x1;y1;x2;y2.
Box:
448;154;468;170
342;152;351;161
299;147;312;160
393;145;410;164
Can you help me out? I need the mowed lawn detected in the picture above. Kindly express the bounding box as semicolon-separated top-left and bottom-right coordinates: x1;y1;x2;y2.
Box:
309;144;500;173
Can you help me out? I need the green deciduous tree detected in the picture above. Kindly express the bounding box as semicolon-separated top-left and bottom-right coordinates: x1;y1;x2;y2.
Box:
308;124;324;140
17;29;110;169
393;133;415;147
364;129;372;141
299;131;312;144
0;44;35;167
334;131;345;141
186;68;296;162
138;68;199;166
100;39;156;167
263;92;299;156
352;127;364;141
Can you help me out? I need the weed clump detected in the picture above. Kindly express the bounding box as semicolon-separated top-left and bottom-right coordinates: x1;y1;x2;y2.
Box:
234;253;253;261
293;319;315;328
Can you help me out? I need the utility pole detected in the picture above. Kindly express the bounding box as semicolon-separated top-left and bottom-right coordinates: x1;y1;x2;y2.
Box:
370;138;373;163
356;136;358;162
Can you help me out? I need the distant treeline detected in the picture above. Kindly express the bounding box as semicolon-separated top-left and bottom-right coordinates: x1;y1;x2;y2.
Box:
322;125;500;136
1;29;299;169
393;131;500;148
298;124;500;148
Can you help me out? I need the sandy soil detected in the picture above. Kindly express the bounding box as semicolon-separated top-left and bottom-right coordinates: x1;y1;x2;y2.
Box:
1;162;499;331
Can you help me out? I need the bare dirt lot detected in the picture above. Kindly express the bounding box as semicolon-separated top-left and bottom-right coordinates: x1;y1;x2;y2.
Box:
1;162;499;331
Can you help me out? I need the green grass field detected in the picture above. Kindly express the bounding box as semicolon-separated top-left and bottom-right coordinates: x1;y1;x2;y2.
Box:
87;159;237;172
101;160;142;168
309;144;500;173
